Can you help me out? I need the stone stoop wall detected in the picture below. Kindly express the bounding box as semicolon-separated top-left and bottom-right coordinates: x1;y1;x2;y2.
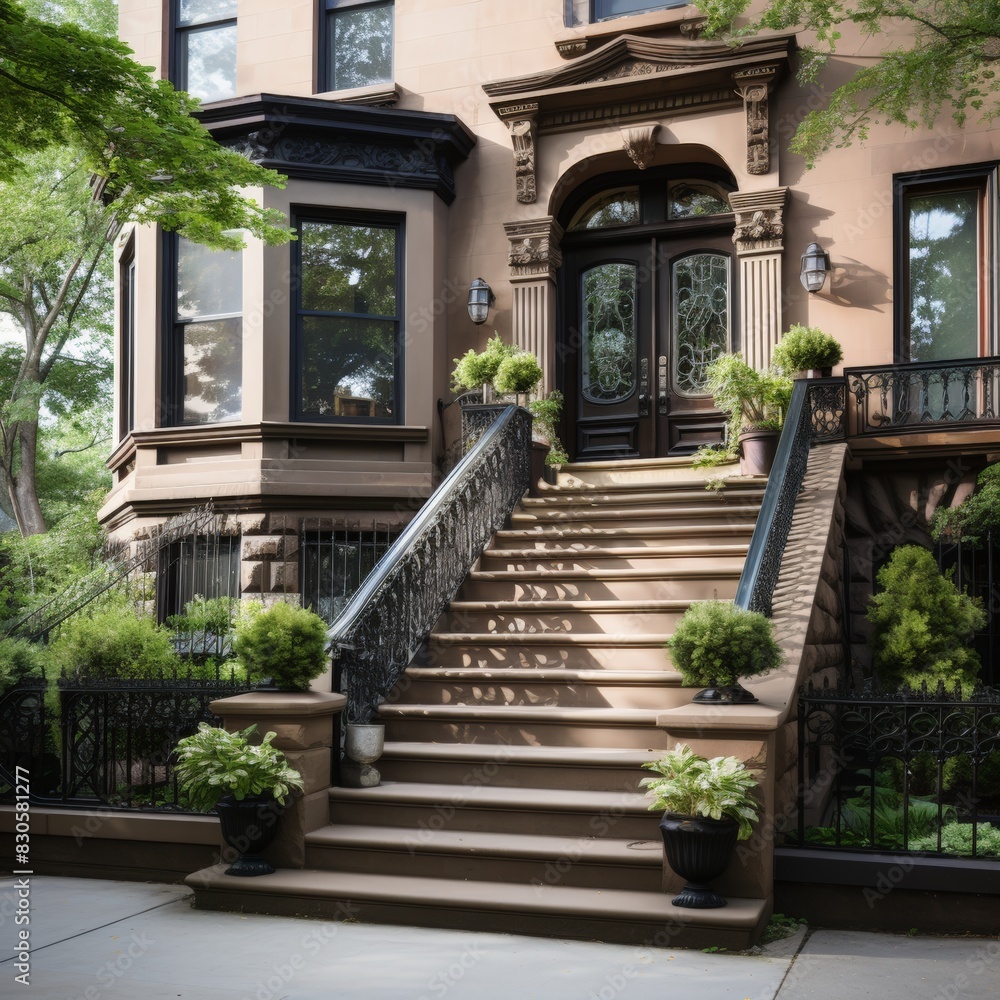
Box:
656;441;850;903
239;513;302;605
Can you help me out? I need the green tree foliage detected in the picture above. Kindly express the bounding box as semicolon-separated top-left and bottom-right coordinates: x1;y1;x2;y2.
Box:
700;1;1000;166
931;461;1000;545
0;0;290;249
867;544;986;694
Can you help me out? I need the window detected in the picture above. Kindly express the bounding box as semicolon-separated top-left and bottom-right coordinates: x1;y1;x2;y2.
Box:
119;239;136;439
301;524;400;622
591;1;687;21
292;212;403;422
321;0;393;92
896;165;997;362
174;0;237;104
157;534;240;624
164;236;242;426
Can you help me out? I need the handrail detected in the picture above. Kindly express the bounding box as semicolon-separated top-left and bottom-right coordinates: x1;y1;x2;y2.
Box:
328;404;533;723
735;379;812;617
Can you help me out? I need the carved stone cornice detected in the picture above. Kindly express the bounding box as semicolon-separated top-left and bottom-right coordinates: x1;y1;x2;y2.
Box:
620;121;661;169
486;33;794;136
729;187;788;256
733;65;780;176
197;94;476;205
504;217;564;282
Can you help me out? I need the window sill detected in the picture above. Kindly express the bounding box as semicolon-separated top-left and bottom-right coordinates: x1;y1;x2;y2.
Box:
313;82;399;106
556;7;703;58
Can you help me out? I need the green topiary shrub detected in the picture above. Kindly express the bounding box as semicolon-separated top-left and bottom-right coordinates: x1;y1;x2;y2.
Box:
232;600;329;691
771;324;844;374
667;599;783;688
451;335;516;391
493;350;543;395
50;605;181;679
867;545;986;695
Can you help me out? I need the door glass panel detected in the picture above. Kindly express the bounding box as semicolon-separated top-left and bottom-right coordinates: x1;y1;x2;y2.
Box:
581;263;637;403
569;189;640;231
672;253;730;396
667;180;733;220
908;189;979;361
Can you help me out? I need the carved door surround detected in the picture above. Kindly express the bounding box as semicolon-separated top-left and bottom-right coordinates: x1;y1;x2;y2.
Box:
485;32;794;204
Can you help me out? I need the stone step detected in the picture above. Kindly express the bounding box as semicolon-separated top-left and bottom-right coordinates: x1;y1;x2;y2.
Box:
509;503;761;531
377;703;675;750
327;781;661;839
520;487;764;509
438;600;688;634
477;548;747;574
186;865;770;949
493;523;756;549
376;742;660;791
304;823;663;891
393;666;685;710
550;457;741;489
459;568;739;602
416;637;673;671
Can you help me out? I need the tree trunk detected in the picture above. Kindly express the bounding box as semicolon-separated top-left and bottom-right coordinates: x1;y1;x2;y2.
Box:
9;417;46;536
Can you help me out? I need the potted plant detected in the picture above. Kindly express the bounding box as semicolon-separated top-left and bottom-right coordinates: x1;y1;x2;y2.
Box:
232;600;329;691
451;334;516;401
174;722;304;876
666;599;783;704
528;390;570;483
640;743;760;908
771;324;844;378
704;353;792;476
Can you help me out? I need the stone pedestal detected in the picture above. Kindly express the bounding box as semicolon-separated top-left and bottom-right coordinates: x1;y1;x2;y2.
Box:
209;690;347;869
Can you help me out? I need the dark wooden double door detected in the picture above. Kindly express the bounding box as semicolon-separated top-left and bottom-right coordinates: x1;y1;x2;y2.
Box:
562;233;735;461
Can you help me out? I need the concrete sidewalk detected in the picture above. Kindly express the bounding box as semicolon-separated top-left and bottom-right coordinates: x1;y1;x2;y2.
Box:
0;876;996;1000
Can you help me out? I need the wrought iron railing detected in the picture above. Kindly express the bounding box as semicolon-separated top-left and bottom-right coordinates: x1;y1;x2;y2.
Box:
796;682;1000;860
329;404;533;723
0;672;250;808
735;379;813;617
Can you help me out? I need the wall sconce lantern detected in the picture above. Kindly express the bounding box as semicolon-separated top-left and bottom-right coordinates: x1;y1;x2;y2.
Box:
467;277;495;325
799;242;831;293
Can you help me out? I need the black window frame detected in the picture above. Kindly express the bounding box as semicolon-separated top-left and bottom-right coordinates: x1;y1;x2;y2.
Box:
291;207;405;425
318;0;394;94
591;0;687;22
161;232;243;427
171;0;238;103
893;162;998;363
119;236;136;440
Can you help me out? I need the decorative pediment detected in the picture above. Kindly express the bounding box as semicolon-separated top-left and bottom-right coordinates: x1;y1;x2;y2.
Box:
485;32;794;203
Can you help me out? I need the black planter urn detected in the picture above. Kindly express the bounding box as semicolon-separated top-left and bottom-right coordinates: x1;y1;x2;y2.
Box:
658;813;739;908
215;792;283;876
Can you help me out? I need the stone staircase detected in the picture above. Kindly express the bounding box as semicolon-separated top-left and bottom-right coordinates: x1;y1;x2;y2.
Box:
192;459;773;947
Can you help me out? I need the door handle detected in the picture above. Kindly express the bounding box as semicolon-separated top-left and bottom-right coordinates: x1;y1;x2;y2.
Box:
639;392;651;417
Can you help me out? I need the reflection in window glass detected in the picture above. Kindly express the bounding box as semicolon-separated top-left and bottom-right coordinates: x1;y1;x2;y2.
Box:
180;24;237;104
569;189;640;231
296;217;401;421
672;253;730;396
174;238;242;424
667;181;733;220
592;1;685;20
326;0;393;91
908;190;980;362
581;264;636;403
179;0;236;24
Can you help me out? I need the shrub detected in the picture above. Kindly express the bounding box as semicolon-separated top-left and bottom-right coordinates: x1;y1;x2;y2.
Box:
909;821;1000;858
705;352;792;444
667;599;783;688
493;350;543;395
771;324;843;373
528;390;570;466
50;605;181;679
0;637;47;694
867;545;985;694
451;335;515;391
931;462;1000;546
233;600;329;691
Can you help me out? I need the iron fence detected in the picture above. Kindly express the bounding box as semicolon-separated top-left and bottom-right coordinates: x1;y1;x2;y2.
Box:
796;682;1000;860
0;672;251;809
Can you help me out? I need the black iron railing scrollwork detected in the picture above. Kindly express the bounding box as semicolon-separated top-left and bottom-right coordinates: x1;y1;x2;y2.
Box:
329;404;533;724
735;379;813;618
847;356;1000;435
